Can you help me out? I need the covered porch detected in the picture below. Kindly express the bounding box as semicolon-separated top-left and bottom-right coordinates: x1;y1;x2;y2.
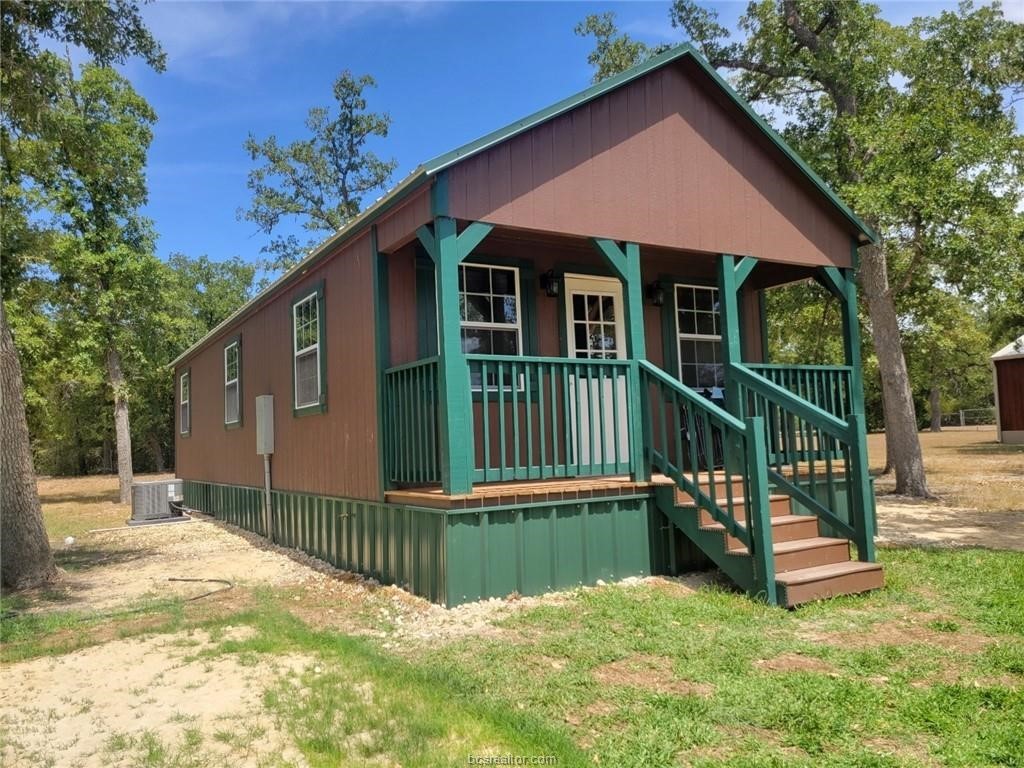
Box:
373;219;876;604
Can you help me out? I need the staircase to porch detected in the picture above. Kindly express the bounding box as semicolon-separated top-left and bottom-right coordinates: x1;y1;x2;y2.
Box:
657;474;882;607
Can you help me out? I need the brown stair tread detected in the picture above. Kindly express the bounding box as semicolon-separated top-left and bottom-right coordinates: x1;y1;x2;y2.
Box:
728;536;846;555
702;514;810;532
677;493;790;509
775;560;882;585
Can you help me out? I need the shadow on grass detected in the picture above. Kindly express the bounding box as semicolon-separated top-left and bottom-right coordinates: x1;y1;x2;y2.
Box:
39;492;120;505
954;442;1024;458
55;545;154;574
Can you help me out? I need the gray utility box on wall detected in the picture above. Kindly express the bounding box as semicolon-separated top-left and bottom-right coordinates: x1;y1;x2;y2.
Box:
129;479;185;525
255;395;274;455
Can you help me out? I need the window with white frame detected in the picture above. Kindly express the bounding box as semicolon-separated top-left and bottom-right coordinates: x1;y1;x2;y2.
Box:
459;263;522;389
292;291;322;409
179;371;190;435
675;284;724;393
224;340;240;425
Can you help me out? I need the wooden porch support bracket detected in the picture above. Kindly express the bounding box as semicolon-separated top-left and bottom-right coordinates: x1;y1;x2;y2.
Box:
416;217;494;495
591;238;649;482
719;254;757;483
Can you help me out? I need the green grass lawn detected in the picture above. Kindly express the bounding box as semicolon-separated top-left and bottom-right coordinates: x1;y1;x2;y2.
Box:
4;546;1022;767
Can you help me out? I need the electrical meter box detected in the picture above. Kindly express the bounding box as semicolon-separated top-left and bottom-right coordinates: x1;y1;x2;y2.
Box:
255;395;274;455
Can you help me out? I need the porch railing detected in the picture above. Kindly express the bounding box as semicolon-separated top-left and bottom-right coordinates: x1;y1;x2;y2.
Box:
731;363;874;561
745;363;854;462
383;357;441;486
466;354;636;483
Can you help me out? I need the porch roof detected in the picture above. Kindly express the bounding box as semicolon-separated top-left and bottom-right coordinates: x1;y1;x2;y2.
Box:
171;43;875;368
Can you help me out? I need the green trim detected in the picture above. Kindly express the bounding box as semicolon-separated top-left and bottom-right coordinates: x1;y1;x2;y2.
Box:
590;239;646;360
734;256;757;288
432;217;487;493
372;226;390;497
178;367;191;438
718;255;743;417
758;289;769;363
223;333;243;430
290;278;328;417
430;170;449;217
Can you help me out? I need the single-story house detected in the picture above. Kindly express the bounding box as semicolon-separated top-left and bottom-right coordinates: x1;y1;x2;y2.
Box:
172;44;883;608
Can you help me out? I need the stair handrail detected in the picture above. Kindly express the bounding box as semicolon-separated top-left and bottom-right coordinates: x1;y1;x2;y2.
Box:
729;364;854;442
638;360;777;602
729;361;875;563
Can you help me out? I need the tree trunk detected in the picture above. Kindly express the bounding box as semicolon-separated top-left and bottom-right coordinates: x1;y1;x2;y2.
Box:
147;432;165;473
859;247;930;497
929;385;942;432
106;347;133;504
1;303;57;590
102;436;113;473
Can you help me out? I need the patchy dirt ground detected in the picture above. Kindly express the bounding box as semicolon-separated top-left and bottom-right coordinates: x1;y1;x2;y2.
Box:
34;518;335;615
875;499;1024;550
0;626;312;768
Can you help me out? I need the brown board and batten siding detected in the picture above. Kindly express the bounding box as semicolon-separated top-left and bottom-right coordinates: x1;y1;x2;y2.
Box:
995;358;1024;434
445;59;854;268
175;231;380;500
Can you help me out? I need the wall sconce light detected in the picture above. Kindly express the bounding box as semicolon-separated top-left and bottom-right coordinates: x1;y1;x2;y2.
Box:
646;281;665;307
540;270;560;298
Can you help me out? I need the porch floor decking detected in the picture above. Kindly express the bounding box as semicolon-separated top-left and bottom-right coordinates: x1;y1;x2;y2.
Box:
385;474;676;510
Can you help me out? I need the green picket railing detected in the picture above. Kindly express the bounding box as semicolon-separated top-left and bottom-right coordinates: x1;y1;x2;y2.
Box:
731;362;875;562
466;354;636;482
383;357;441;486
745;363;854;462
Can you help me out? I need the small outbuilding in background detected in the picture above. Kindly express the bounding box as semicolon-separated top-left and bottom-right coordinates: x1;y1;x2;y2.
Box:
992;335;1024;444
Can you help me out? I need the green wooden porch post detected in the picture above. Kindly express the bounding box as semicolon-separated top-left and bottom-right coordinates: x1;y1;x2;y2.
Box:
717;254;742;417
416;216;493;495
591;238;649;482
818;254;876;562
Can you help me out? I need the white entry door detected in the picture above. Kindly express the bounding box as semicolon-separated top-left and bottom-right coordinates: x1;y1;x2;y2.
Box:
564;274;630;469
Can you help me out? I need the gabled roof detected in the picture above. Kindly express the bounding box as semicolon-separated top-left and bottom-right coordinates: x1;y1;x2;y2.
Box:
424;44;877;245
171;43;875;367
992;335;1024;361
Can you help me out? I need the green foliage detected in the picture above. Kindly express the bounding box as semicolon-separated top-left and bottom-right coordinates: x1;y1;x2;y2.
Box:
574;13;658;84
241;70;397;273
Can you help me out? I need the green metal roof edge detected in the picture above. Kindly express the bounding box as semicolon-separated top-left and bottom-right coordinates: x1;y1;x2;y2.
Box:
169;167;429;367
422;44;694;173
423;42;877;245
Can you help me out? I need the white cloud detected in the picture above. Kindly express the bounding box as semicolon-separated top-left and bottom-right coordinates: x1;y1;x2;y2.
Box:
141;1;444;82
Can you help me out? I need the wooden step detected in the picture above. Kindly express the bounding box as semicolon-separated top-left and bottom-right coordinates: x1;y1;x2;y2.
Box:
703;514;820;549
775;561;885;607
674;475;749;505
729;536;850;572
693;495;791;527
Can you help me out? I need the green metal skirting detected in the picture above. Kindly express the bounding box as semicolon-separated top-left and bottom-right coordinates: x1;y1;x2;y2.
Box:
183;480;446;603
182;480;709;607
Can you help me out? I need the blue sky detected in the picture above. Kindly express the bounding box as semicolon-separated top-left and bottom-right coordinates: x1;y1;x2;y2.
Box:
123;0;1018;266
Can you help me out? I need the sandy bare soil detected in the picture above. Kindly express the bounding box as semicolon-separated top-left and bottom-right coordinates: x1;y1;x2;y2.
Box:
43;517;329;614
875;499;1024;551
0;626;312;768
